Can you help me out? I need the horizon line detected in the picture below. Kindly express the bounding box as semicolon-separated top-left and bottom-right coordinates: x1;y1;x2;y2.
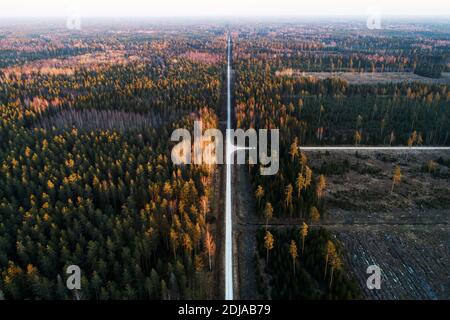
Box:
1;14;450;19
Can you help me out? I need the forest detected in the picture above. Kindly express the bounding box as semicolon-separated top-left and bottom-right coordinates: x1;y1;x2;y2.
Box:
0;24;224;299
236;63;449;220
0;19;449;300
232;21;449;300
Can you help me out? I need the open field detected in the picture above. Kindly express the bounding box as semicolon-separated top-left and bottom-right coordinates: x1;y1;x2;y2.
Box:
330;224;448;299
313;150;450;299
285;71;450;85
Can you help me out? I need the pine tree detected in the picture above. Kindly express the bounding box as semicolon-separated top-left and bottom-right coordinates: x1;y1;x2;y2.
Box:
300;222;309;254
285;184;293;217
310;206;320;224
264;202;273;230
264;231;274;267
316;175;326;199
391;166;402;194
289;138;299;160
255;185;265;207
204;228;216;271
289;240;298;275
324;240;336;280
329;255;343;289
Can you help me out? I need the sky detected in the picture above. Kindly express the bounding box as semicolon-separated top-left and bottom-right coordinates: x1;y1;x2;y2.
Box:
0;0;449;17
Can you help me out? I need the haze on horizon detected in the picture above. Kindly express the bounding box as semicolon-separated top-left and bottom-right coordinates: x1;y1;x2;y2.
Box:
1;0;450;18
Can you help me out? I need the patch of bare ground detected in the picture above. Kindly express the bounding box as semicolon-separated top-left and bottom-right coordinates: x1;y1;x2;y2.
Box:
309;150;450;299
2;50;144;77
234;165;260;299
34;108;183;132
280;71;450;85
329;225;449;299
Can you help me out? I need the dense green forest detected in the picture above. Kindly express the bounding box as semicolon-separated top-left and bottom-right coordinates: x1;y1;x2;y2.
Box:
0;28;224;299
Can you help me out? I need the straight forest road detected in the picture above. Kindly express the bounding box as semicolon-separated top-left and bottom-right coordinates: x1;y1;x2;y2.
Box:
225;33;233;300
